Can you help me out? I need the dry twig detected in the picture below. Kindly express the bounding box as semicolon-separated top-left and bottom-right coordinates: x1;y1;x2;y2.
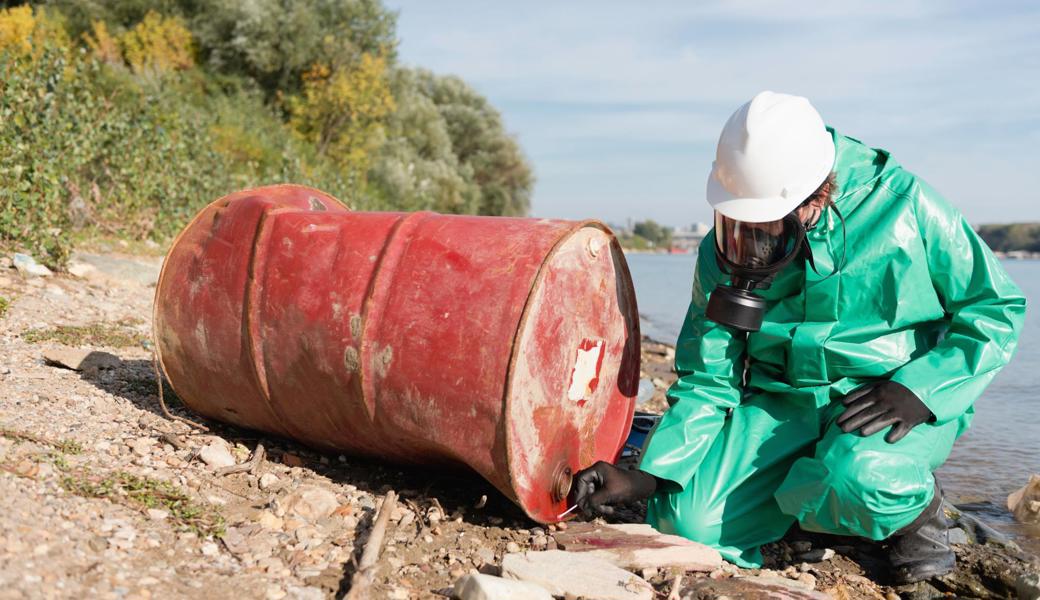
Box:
215;443;266;476
345;490;398;600
158;432;186;451
151;349;208;432
430;496;446;518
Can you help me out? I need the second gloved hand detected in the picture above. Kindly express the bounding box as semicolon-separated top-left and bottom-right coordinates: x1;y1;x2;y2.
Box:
572;461;657;516
837;381;934;443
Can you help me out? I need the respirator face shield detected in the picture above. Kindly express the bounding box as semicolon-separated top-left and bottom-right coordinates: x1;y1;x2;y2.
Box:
714;212;805;274
706;211;809;333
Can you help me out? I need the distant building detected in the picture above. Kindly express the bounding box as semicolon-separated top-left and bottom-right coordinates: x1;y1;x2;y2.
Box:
670;222;710;252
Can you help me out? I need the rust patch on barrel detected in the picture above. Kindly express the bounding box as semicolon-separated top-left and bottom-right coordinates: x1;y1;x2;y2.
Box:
343;347;360;373
375;345;393;377
349;314;362;340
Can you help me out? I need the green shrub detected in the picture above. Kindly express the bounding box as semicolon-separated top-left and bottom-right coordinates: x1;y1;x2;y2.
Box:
2;3;534;268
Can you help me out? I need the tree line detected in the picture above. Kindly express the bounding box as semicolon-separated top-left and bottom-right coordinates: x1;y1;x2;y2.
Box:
975;223;1040;254
0;1;533;266
618;220;673;250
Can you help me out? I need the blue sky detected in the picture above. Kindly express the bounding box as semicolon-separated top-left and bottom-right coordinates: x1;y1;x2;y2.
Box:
386;1;1040;228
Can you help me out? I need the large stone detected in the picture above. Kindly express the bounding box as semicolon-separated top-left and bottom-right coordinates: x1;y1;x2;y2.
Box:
501;550;653;600
1007;475;1040;524
12;253;52;278
554;522;722;571
282;485;339;521
66;261;98;279
453;573;553;600
686;575;831;599
69;252;162;286
43;348;121;372
1018;571;1040;600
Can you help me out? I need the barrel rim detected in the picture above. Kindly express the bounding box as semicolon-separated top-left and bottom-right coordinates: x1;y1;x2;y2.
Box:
500;219;640;521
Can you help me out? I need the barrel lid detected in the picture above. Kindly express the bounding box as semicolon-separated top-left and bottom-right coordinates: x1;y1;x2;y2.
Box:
503;223;639;523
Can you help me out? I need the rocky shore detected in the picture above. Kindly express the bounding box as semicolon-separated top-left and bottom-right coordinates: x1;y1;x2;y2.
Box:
0;250;1036;599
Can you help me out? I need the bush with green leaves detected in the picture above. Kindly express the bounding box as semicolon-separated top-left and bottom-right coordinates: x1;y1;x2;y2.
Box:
4;2;534;268
369;68;532;216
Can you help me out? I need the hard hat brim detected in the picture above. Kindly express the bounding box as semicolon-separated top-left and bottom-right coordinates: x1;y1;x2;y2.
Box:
706;137;835;224
707;172;799;223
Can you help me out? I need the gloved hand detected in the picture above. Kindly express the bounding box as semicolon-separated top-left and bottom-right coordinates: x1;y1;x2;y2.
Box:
572;461;657;516
837;381;934;443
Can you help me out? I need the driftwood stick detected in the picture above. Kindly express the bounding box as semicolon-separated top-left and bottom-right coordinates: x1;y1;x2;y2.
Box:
215;443;266;476
345;490;398;599
429;496;445;517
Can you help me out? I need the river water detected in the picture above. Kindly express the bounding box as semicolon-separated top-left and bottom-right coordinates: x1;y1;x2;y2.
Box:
624;252;1039;553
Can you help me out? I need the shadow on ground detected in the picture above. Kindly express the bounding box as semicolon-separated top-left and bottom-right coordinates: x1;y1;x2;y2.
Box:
82;357;531;528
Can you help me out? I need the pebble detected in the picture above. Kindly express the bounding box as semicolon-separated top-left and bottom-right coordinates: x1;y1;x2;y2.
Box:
66;261;98;278
475;546;496;566
286;586;324;600
130;437;154;457
146;509;169;521
282;485;339;521
797;572;817;589
506;541;521;553
200;542;219;556
257;510;284;530
198;440;236;468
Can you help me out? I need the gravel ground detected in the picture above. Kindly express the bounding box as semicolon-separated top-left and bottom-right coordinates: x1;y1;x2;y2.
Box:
0;250;1034;600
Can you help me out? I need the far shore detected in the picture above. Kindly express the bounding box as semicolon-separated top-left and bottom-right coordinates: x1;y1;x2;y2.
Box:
621;247;1040;260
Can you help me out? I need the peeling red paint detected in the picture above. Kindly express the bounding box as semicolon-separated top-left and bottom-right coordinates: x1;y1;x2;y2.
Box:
153;185;639;523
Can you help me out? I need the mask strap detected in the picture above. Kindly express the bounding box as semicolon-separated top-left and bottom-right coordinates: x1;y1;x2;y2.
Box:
810;204;846;281
802;237;820;275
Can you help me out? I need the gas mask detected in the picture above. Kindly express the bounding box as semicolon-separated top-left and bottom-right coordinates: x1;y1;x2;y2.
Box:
706;207;841;333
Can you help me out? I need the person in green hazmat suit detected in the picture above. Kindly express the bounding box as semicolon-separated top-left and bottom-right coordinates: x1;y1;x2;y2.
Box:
573;91;1026;584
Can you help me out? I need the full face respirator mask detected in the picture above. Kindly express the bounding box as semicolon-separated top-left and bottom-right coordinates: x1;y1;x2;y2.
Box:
706;208;841;333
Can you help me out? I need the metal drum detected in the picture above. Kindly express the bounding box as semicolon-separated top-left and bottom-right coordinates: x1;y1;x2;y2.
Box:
153;185;639;522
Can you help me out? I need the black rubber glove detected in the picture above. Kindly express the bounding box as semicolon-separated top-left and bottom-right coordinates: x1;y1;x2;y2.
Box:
572;461;657;516
837;381;934;443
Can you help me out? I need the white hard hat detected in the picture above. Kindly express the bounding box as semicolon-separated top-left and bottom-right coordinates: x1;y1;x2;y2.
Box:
707;91;835;223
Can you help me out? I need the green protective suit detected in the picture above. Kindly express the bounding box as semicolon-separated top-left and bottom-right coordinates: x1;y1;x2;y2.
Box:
639;130;1027;567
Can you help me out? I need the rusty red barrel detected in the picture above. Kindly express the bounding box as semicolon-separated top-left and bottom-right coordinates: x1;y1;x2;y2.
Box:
153;185;639;522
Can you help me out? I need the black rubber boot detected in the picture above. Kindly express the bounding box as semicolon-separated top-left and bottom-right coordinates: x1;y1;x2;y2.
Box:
887;487;956;585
